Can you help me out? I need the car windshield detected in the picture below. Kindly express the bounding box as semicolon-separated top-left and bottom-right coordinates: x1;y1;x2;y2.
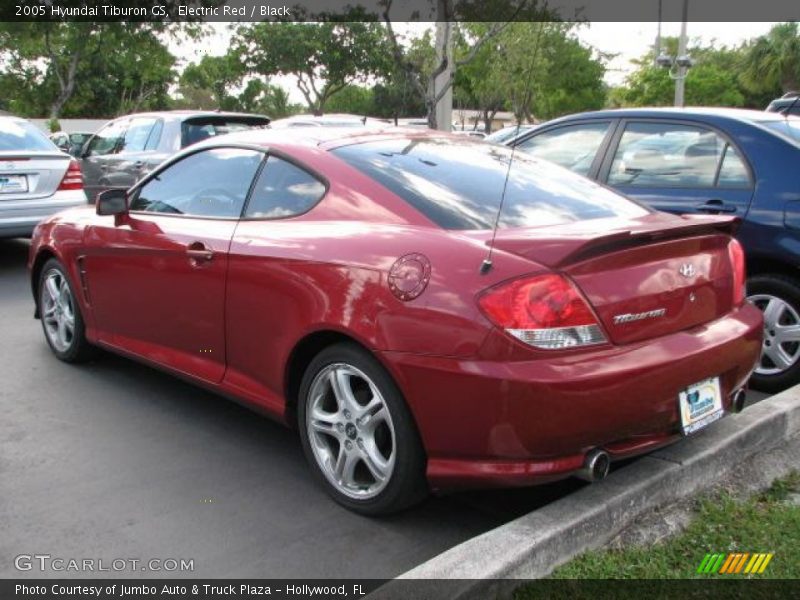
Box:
485;126;530;144
759;119;800;144
332;137;649;230
0;119;58;152
181;117;270;147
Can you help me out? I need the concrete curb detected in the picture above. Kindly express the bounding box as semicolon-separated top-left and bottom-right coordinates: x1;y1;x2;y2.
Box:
373;386;800;599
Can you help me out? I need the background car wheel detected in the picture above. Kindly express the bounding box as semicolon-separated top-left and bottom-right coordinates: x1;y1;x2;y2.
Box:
748;274;800;393
297;342;427;516
38;258;95;363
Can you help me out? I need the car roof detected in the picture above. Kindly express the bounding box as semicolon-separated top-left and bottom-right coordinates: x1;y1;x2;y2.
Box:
110;110;270;123
196;126;459;152
0;115;31;124
543;106;794;126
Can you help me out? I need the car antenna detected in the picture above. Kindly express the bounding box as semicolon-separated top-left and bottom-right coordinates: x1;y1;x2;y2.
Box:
480;23;544;275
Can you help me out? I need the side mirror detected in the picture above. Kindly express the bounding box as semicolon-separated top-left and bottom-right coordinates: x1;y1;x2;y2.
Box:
96;188;128;216
56;139;71;152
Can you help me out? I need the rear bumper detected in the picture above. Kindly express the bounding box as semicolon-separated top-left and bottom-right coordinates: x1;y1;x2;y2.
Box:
380;303;763;491
0;190;87;238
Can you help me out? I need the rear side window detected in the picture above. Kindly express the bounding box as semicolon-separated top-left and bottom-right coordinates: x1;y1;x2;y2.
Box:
0;119;56;152
331;138;649;230
245;156;325;218
181;117;269;147
717;145;750;188
608;122;750;188
121;117;158;153
144;120;163;151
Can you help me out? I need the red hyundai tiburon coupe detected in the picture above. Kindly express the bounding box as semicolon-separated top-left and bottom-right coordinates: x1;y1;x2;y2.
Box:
29;128;762;514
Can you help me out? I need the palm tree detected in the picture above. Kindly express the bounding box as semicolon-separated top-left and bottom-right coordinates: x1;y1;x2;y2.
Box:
741;23;800;94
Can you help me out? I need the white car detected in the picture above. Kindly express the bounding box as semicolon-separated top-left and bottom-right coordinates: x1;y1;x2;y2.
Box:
0;116;87;238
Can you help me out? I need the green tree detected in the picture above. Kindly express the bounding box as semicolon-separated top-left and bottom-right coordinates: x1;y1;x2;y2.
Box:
617;38;751;108
234;22;390;114
237;80;298;118
382;0;552;129
0;22;181;118
454;22;606;130
741;22;800;95
533;24;607;119
324;85;375;116
371;30;433;122
180;54;245;111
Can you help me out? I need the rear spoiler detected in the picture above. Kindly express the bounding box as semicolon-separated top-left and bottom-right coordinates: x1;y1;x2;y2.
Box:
492;214;740;268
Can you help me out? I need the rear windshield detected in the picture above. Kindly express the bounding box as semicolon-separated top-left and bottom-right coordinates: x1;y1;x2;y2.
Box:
0;119;57;152
331;138;649;230
759;119;800;145
181;117;270;147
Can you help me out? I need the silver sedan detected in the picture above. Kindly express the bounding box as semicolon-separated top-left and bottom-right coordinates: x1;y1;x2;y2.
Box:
0;116;87;238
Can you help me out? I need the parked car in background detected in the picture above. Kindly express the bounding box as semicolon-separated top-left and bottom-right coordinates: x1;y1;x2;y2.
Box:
29;127;760;514
484;124;537;144
505;107;800;392
452;130;487;139
0;116;86;239
766;91;800;116
79;110;270;202
50;131;93;157
270;114;387;128
396;118;430;129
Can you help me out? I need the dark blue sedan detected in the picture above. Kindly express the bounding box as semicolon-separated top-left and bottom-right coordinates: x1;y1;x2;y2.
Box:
504;107;800;392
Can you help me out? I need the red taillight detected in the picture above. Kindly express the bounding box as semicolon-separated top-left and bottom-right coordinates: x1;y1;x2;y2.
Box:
478;273;606;349
57;159;83;191
728;238;746;306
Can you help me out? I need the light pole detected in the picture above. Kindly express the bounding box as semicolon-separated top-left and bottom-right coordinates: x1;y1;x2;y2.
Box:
655;0;693;107
674;6;689;107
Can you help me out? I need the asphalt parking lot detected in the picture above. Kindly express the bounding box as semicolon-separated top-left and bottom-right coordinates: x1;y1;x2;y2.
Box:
0;238;585;579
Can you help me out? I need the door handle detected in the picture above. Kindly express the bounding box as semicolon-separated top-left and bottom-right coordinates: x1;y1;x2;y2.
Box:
186;241;214;263
695;199;737;214
133;161;145;169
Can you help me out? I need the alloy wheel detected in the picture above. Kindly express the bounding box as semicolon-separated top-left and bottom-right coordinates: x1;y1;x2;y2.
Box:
749;293;800;376
41;268;76;353
305;363;396;500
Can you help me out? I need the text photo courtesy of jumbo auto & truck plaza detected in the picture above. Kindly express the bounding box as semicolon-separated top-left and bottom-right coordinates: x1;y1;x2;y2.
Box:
2;1;800;600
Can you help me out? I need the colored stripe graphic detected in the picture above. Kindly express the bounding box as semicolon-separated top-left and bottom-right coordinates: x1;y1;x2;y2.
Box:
710;553;725;573
697;554;712;574
758;553;774;574
744;554;759;574
698;552;774;574
734;553;749;573
719;553;737;574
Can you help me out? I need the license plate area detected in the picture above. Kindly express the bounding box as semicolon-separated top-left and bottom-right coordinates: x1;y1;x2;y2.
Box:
678;376;724;435
0;174;28;194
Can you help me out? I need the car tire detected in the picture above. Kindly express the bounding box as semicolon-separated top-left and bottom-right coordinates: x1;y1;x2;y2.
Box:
297;342;428;516
38;258;96;363
748;274;800;393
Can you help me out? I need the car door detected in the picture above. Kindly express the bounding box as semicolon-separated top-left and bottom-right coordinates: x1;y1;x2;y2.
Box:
223;154;328;412
80;119;128;202
599;120;754;217
512;120;618;178
83;146;265;384
112;117;164;188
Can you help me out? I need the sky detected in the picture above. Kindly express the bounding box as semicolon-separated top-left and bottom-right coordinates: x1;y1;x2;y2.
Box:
170;22;780;103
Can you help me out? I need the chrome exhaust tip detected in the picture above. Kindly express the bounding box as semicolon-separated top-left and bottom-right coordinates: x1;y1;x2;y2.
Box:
576;449;611;482
731;389;747;414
